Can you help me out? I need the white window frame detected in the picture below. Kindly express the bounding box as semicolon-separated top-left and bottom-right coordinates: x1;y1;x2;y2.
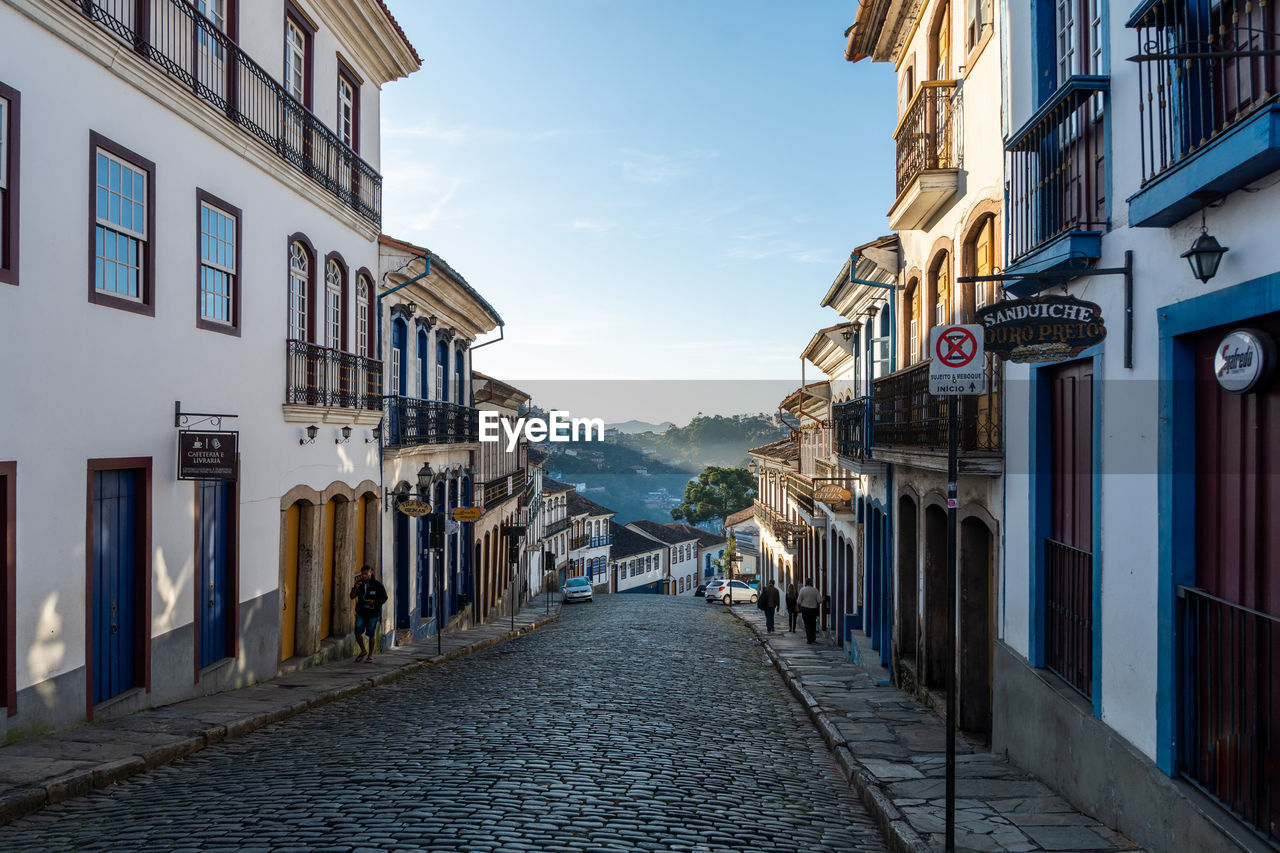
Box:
199;201;236;325
288;242;308;341
95;148;147;300
325;260;342;350
356;276;369;355
285;18;307;103
338;74;355;149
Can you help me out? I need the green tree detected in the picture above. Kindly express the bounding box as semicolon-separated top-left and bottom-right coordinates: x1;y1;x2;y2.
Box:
670;466;756;529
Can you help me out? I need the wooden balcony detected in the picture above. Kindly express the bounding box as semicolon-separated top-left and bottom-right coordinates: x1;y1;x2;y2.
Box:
889;81;959;230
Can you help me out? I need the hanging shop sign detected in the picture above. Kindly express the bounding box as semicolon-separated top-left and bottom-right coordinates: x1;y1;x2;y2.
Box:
177;430;238;481
814;484;852;503
452;506;485;522
397;499;432;517
1214;328;1275;394
976;295;1106;363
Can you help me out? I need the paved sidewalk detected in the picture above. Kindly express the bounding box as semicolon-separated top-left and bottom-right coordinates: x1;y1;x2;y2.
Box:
729;605;1142;852
0;594;563;826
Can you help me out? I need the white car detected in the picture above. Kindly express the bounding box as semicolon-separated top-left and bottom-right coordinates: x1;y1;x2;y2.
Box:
563;576;593;603
705;579;756;605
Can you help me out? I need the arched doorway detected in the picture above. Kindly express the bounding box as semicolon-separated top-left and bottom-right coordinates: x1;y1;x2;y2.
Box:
924;503;948;689
960;516;993;738
897;495;919;659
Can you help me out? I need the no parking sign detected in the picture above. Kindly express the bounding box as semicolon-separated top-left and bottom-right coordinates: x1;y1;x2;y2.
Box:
928;325;986;395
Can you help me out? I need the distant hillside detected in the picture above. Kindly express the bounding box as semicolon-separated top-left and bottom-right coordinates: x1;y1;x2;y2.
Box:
608;420;675;435
619;413;788;469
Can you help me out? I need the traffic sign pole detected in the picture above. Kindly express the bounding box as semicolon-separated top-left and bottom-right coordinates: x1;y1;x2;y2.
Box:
946;394;958;853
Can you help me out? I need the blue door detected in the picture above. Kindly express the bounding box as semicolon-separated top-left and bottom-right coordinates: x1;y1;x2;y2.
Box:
198;480;231;668
447;479;459;616
394;510;409;629
417;514;430;626
93;469;138;705
390;318;407;441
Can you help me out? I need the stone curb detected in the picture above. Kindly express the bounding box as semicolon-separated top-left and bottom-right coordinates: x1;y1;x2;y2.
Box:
0;608;561;827
741;612;932;853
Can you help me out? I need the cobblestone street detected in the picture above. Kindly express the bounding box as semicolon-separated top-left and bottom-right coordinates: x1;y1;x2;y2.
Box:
0;596;887;853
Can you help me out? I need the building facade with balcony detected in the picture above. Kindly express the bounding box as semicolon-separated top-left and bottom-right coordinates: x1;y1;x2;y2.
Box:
994;2;1280;849
749;436;804;593
626;520;701;596
376;236;500;644
0;0;418;734
566;491;614;590
813;243;897;666
847;0;1004;741
472;372;530;624
778;383;834;624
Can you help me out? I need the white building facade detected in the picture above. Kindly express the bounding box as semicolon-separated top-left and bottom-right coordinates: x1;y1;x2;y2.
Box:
0;0;418;733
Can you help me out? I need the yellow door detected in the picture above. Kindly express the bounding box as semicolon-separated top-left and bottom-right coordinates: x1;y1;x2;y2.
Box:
321;500;336;638
281;504;300;661
355;495;367;570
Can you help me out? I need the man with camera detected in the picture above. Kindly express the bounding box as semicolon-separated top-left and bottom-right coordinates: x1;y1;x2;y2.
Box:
349;564;388;662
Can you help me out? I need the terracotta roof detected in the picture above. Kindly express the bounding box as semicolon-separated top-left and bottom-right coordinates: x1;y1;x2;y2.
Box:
609;520;665;560
724;507;756;528
748;436;799;463
567;491;615;518
527;448;547;466
669;524;727;548
626;519;698;546
375;1;422;66
542;479;575;494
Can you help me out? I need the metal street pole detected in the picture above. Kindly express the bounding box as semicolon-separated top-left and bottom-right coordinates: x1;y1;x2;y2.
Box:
945;394;958;853
436;544;444;658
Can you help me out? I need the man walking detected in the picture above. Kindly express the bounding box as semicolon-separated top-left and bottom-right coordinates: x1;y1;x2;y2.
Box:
797;578;821;644
760;579;781;633
350;565;388;662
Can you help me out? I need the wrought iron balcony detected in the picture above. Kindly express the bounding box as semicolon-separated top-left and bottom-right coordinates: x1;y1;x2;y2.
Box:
833;396;872;461
753;500;804;548
545;517;571;537
382;396;478;447
570;534;588;550
72;0;382;225
871;358;1001;452
1130;0;1280;184
478;468;526;508
786;472;815;517
1177;586;1279;845
1006;76;1108;264
894;81;959;195
285;340;382;411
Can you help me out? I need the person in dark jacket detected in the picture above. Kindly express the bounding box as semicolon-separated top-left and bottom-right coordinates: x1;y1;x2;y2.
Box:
350;565;388;662
785;582;800;632
759;580;781;633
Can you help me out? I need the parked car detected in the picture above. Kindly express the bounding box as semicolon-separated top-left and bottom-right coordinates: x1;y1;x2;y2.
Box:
695;578;723;597
705;579;756;605
563;576;593;604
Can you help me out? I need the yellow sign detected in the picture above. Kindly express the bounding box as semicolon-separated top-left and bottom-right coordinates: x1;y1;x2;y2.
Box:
452;506;485;522
397;500;432;517
814;484;851;503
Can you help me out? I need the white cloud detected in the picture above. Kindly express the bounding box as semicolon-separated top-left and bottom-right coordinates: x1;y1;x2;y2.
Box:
567;217;617;233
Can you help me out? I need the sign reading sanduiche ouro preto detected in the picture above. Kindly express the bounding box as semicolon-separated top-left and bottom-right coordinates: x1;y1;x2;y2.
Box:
976;295;1106;363
177;430;238;481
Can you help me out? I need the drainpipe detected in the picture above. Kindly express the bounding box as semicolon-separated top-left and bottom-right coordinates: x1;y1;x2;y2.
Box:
470;323;505;350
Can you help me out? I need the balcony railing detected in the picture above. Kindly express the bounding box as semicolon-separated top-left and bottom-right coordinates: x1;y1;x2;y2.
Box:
1178;586;1279;845
545;517;571;537
285;340;382;411
1006;77;1108;263
786;472;815;517
478;468;526;508
871;358;1001;451
1130;0;1280;185
753;500;803;547
72;0;382;225
833;396;872;461
383;396;478;447
1044;538;1093;698
894;81;958;197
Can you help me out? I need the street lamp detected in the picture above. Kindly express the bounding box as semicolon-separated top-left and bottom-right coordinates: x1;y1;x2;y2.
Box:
1182;227;1229;283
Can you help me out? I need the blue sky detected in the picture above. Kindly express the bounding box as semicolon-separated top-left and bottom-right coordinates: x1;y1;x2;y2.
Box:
380;1;897;418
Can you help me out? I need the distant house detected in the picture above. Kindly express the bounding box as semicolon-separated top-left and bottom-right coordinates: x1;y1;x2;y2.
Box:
629;465;649;476
610;521;667;594
669;524;729;586
626;520;702;597
724;507;760;580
